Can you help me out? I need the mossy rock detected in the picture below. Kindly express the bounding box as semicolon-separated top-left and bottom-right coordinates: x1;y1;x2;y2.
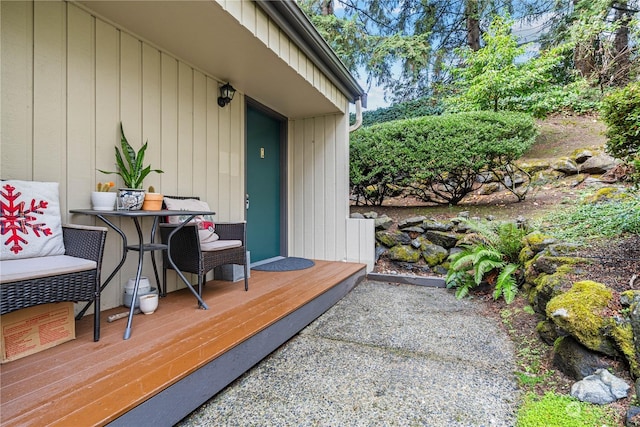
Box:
516;159;551;174
571;148;596;163
605;319;638;378
424;230;459;249
536;320;559;346
529;270;574;315
583;186;631;204
523;231;557;254
388;245;421;263
546;280;618;357
550;157;579;175
519;246;535;265
532;255;589;275
421;244;448;267
375;230;410;248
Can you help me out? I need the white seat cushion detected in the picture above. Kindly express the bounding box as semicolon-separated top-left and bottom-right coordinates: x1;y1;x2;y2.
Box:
0;255;96;284
200;240;242;252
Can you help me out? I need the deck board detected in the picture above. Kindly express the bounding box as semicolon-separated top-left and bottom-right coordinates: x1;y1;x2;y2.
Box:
1;260;365;427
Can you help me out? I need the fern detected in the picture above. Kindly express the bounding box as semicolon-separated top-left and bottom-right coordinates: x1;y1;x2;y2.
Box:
494;263;519;303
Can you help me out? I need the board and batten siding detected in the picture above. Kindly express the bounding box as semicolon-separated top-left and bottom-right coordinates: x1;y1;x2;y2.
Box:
288;113;375;269
1;1;245;312
1;0;374;314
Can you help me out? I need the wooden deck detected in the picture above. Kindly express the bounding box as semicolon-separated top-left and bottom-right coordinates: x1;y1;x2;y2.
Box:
1;260;366;427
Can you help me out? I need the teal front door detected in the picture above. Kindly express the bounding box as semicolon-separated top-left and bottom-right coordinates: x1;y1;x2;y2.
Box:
246;105;283;263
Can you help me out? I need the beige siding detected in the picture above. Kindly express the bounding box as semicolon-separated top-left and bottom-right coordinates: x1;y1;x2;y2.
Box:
1;0;373;317
1;2;246;310
288;108;374;270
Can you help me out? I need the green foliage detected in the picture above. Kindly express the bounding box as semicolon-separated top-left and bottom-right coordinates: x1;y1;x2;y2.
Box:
99;123;163;189
446;243;520;304
351;97;444;127
445;218;529;304
449;15;568;113
504;80;604;118
349;111;537;205
601;82;640;183
516;392;617;427
538;193;640;242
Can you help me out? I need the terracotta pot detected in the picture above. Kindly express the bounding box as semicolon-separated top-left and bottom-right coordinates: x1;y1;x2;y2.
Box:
142;193;163;211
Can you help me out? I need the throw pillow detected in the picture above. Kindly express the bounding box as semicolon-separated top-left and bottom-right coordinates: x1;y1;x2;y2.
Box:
163;197;219;243
1;180;66;260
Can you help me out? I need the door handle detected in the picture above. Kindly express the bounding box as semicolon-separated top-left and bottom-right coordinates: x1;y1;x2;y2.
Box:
246;193;250;210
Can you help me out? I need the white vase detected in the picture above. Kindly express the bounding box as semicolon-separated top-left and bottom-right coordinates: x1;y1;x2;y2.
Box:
91;191;117;211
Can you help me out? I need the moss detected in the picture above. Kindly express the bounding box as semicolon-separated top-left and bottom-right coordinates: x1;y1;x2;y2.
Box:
546;281;617;356
519;246;535;264
583;186;631;203
608;320;638;377
524;232;557;253
388;245;421;262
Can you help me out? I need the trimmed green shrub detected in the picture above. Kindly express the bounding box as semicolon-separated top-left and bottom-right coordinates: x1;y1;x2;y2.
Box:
600;82;640;183
351;97;443;128
350;111;537;205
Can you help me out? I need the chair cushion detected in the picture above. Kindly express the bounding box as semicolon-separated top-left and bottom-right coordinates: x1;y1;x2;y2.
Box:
1;180;66;260
163;197;219;243
200;240;242;252
0;255;96;284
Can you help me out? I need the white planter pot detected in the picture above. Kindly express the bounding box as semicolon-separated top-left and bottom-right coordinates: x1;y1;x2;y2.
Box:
91;191;117;211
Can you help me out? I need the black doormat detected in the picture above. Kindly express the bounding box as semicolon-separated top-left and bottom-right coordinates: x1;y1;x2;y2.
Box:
251;257;315;272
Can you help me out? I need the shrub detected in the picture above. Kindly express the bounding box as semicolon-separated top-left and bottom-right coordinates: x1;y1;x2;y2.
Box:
351;97;444;127
600;82;640;183
445;219;528;304
504;80;603;118
349;111;537;205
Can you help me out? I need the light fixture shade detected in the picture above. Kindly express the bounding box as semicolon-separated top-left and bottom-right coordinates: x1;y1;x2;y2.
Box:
218;82;236;107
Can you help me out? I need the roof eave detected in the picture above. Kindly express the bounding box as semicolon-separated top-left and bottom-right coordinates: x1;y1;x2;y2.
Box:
256;0;365;104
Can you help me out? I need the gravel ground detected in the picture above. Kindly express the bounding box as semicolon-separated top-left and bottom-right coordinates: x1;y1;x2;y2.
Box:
177;281;519;427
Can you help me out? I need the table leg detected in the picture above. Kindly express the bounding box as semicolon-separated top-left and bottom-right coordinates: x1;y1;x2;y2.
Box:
123;217;146;340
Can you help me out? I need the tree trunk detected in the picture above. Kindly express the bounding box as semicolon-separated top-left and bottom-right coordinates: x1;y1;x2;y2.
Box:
321;0;333;16
465;0;481;51
612;1;630;85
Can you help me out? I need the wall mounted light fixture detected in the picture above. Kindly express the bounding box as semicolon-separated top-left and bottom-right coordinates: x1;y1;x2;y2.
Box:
217;83;236;107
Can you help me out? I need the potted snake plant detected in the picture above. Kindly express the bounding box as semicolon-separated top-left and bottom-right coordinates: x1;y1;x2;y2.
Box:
99;123;163;210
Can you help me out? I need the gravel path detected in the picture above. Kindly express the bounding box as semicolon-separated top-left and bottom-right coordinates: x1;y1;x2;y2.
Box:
177;281;519;426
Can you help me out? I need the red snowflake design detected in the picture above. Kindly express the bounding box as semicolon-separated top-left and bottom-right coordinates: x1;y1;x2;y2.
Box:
1;184;53;255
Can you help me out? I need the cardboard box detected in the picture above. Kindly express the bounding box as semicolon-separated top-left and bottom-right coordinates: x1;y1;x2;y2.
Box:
214;251;250;282
1;302;75;363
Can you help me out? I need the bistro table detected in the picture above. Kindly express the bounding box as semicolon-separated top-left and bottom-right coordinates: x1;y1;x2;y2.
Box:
70;209;214;340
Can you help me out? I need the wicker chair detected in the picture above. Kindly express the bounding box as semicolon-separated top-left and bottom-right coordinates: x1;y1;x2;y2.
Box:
159;197;248;299
0;224;108;341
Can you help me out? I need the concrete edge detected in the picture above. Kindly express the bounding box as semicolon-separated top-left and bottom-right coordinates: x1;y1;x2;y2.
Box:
366;273;446;288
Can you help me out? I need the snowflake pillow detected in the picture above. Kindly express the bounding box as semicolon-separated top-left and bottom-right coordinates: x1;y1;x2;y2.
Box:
163;197;219;244
1;180;66;260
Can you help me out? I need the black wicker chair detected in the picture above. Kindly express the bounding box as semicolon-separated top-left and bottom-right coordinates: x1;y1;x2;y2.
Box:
0;224;108;341
159;196;248;299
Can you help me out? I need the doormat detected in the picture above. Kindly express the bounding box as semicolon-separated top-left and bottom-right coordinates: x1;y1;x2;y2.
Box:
251;257;315;272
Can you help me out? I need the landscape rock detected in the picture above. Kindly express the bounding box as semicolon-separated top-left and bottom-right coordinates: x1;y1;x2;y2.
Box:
546;281;618;357
424;230;459;249
579;153;618;174
374;215;394;230
398;216;427;229
536;320;559;346
421;219;454;232
350;212;365;219
559;173;587;187
626;406;640;427
517;159;551;174
530;271;573;315
570;368;629;404
375;230;411;247
571;148;596;164
524;232;557;253
388;245;421;263
553;335;610;380
530;169;564;185
551;157;579;175
477;182;501;195
421;244;449;267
